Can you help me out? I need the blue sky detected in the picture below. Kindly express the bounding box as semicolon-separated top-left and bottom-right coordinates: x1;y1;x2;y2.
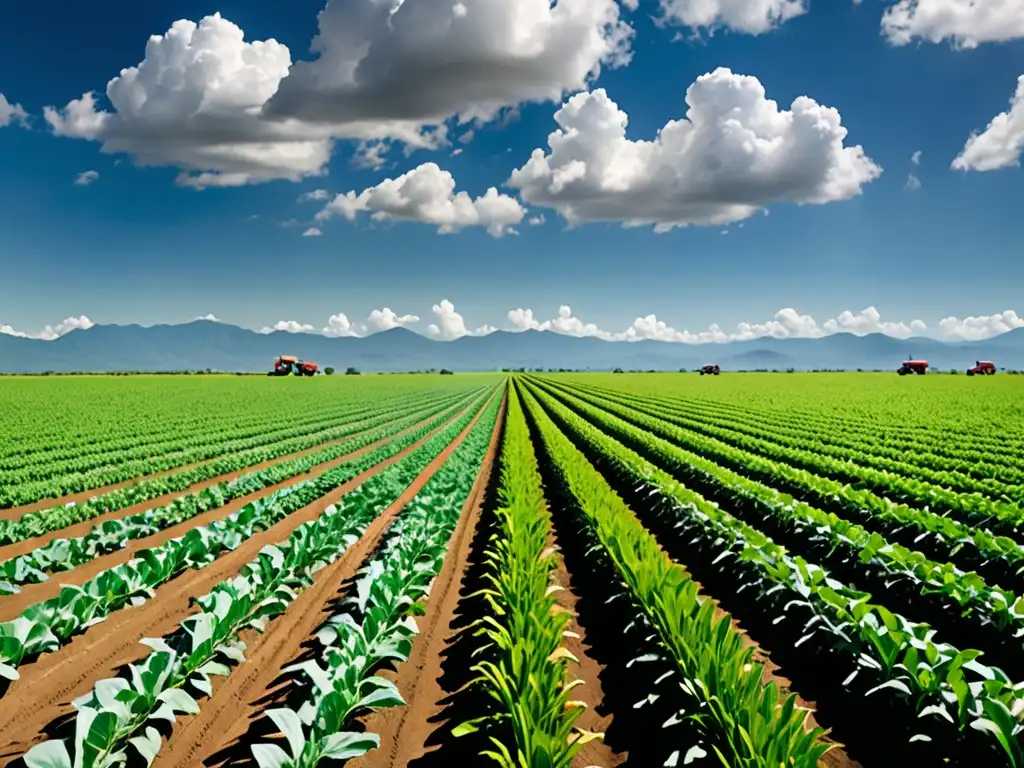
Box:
2;0;1023;344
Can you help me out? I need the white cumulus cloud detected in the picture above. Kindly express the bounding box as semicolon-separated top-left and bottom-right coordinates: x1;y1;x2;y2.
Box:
911;150;922;165
318;162;525;237
298;189;330;203
937;310;1024;340
43;0;635;188
881;0;1024;49
366;308;420;332
427;299;494;340
658;0;807;36
264;0;633;129
904;173;921;191
43;14;333;189
75;170;100;186
322;307;420;337
507;68;882;231
502;305;930;343
0;315;95;341
508;308;543;330
322;313;359;337
195;314;220;321
260;320;316;334
952;75;1024;172
302;227;323;237
0;93;29;127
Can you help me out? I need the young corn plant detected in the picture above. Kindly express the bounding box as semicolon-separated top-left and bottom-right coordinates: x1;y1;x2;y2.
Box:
251;396;501;768
18;409;495;768
525;381;1024;764
0;390;483;590
452;384;596;768
0;395;492;684
519;384;833;767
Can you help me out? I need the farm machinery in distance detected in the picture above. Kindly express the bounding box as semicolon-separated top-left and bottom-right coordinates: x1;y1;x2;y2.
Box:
268;355;319;376
897;359;928;375
699;364;721;375
966;360;997;376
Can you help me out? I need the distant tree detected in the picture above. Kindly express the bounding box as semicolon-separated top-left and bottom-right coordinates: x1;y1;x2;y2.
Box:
440;368;454;375
324;367;335;375
613;367;624;374
345;367;360;375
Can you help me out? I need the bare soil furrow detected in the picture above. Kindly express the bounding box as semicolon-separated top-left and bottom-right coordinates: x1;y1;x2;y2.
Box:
547;538;626;768
346;393;505;768
0;399;484;762
148;390;502;768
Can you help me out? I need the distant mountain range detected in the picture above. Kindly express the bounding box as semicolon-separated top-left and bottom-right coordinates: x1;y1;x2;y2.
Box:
1;320;1022;373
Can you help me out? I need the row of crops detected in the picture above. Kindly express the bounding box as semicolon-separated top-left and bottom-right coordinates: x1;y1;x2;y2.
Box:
0;372;1019;767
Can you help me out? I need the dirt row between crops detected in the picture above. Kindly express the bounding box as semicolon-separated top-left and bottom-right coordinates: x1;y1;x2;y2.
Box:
0;395;492;763
0;398;472;595
345;393;506;768
0;395;463;519
147;389;506;768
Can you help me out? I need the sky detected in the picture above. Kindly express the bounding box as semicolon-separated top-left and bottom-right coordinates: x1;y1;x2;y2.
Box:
2;0;1024;345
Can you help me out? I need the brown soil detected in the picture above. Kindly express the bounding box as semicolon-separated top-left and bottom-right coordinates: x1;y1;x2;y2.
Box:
148;388;503;768
0;396;489;763
546;536;626;768
345;392;506;768
0;401;468;612
0;397;461;521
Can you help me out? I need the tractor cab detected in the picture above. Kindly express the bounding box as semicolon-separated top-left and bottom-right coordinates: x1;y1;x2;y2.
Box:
270;355;316;376
269;355;298;376
967;360;996;376
699;364;720;376
897;359;928;375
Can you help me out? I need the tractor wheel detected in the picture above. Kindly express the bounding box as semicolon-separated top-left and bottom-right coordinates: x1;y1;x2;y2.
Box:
967;370;974;376
713;370;719;375
898;369;907;375
699;371;705;376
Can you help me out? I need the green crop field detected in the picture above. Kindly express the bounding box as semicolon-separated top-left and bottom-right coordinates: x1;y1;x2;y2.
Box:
0;372;1021;767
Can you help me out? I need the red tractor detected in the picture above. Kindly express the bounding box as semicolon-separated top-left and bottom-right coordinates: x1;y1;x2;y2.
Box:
699;364;720;375
967;360;996;376
897;359;928;375
269;355;318;376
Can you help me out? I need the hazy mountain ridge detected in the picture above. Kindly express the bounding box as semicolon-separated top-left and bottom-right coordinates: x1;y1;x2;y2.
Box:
1;320;1022;373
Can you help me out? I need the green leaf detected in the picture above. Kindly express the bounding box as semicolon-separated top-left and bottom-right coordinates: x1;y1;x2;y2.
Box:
156;687;200;715
251;743;292;768
128;726;163;767
23;740;73;768
267;709;306;762
318;731;381;760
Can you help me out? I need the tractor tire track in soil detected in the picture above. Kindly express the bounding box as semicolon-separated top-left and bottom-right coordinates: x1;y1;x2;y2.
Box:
0;396;489;763
146;389;504;768
0;394;463;520
0;400;470;619
346;392;506;768
522;388;859;768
